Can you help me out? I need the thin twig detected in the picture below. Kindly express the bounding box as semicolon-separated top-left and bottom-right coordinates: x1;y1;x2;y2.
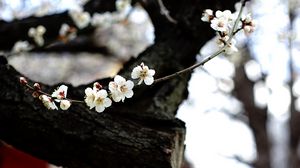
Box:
228;0;246;41
154;48;225;83
154;0;246;84
25;84;84;103
157;0;177;24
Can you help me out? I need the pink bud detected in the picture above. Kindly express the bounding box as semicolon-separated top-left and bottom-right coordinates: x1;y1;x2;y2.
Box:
140;62;145;68
32;91;40;98
19;77;28;85
33;83;41;90
93;82;102;90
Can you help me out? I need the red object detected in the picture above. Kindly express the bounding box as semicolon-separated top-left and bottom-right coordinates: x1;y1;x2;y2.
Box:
0;144;48;168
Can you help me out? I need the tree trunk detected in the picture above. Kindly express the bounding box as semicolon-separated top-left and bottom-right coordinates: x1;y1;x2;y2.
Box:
0;0;239;167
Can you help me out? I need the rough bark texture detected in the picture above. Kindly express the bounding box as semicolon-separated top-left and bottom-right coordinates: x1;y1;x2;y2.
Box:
0;0;238;167
288;8;300;168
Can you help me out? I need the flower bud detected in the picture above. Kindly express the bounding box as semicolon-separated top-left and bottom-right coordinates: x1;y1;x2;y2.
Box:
39;95;58;110
33;83;41;90
60;100;71;110
19;77;28;85
93;82;102;90
32;91;40;98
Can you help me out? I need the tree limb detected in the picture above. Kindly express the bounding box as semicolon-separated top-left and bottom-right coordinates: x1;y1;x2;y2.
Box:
0;0;239;167
233;50;271;168
0;0;116;51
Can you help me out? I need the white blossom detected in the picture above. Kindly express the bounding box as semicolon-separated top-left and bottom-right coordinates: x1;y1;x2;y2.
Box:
201;9;213;22
109;75;134;102
69;9;91;29
242;14;256;35
116;0;131;12
12;41;33;53
59;24;77;41
51;85;68;100
94;89;112;112
28;25;46;46
84;87;112;112
39;95;58;110
60;100;71;110
84;87;97;109
215;10;233;21
91;12;115;28
244;25;255;34
210;10;233;32
210;17;230;32
131;62;155;85
34;2;52;17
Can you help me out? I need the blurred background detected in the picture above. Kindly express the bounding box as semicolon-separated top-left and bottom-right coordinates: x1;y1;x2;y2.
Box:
1;0;300;168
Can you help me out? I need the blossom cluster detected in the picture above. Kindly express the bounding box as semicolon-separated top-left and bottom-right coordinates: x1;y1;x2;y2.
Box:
201;9;256;54
16;5;253;115
19;77;71;110
58;24;77;42
20;62;155;113
28;25;46;46
68;0;131;29
84;62;155;112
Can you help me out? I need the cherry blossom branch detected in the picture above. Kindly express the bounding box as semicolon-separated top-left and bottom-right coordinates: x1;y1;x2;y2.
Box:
24;83;84;103
154;0;247;84
228;0;247;41
17;0;253;113
154;48;225;83
233;27;243;36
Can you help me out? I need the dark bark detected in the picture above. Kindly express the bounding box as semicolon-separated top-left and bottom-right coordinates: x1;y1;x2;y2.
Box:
233;53;271;168
31;37;109;54
0;0;239;167
288;8;300;168
290;112;300;168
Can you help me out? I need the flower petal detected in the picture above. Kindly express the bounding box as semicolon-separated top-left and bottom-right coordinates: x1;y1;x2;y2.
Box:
126;80;134;90
95;105;105;113
131;66;142;79
85;87;93;96
111;93;122;102
215;10;222;18
114;75;126;84
148;69;155;76
125;90;134;98
144;77;154;85
104;98;112;107
97;89;108;98
108;82;117;92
